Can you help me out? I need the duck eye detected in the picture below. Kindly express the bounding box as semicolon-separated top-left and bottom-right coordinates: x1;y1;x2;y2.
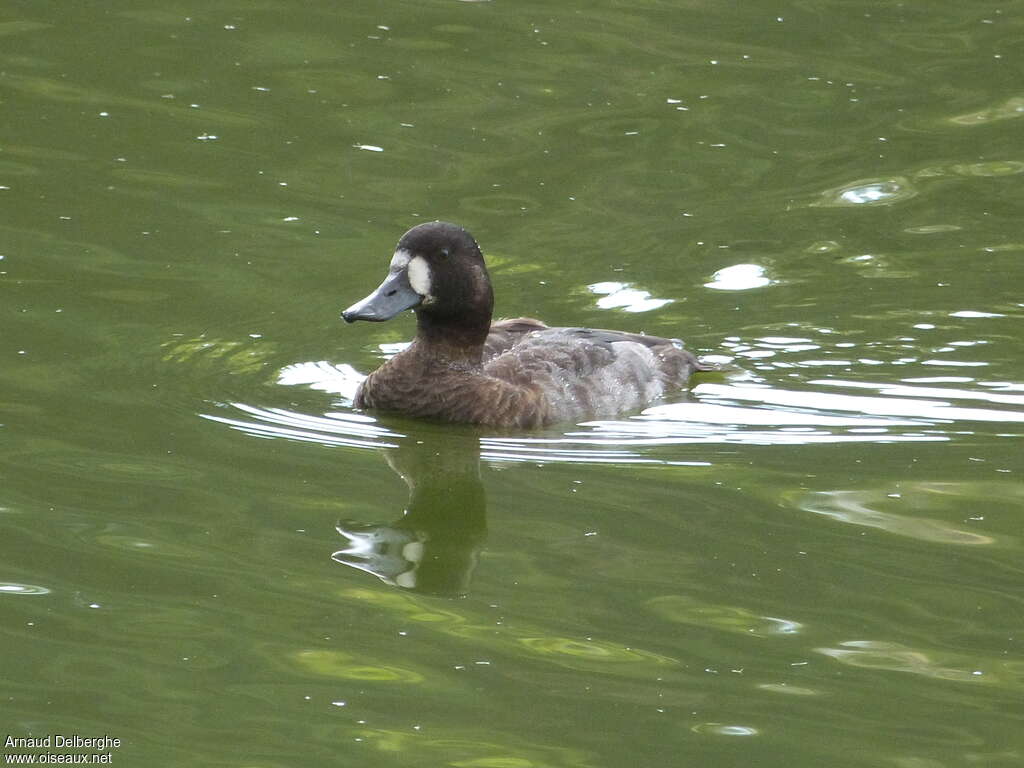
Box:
439;248;451;259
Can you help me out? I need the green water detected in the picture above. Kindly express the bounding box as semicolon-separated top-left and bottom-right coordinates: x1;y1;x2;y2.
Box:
2;1;1023;766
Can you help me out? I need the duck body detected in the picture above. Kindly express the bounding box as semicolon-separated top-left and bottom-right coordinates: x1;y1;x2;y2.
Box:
342;222;709;428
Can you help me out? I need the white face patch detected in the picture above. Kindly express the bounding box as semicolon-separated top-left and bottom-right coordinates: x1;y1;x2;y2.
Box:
406;255;432;297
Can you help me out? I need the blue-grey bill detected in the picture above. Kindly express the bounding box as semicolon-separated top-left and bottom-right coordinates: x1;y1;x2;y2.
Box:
341;269;422;323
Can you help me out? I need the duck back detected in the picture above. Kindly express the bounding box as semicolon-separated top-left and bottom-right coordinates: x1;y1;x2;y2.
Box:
482;325;705;425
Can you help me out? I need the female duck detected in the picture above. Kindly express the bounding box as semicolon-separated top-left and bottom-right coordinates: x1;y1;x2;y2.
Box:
342;221;709;428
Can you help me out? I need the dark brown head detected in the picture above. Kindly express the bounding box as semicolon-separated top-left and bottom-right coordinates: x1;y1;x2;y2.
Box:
342;222;494;344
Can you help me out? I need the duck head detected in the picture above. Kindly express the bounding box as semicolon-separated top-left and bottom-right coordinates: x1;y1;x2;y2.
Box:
342;221;494;342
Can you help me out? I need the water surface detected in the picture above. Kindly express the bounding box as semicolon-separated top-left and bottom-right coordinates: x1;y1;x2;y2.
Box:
1;1;1022;766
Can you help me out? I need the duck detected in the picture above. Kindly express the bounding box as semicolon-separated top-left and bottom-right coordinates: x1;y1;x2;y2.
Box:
341;221;711;428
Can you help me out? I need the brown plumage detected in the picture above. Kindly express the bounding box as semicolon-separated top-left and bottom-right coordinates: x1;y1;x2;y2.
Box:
341;222;710;428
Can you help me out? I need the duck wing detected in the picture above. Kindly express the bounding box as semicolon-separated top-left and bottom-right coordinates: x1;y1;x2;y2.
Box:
483;317;549;360
482;326;707;423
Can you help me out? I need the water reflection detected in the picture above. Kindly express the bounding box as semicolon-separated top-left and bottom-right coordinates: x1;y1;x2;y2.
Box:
817;640;990;684
201;354;1023;596
204;402;398;450
947;95;1024;126
812;160;1024;212
333;433;487;597
812;176;918;207
587;281;673;312
206;356;1024;463
798;489;996;546
203;382;986;603
690;723;759;737
704;263;772;291
647;594;802;637
0;582;51;596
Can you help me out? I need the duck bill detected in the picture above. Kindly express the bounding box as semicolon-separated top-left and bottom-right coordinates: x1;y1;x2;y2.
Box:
341;269;422;323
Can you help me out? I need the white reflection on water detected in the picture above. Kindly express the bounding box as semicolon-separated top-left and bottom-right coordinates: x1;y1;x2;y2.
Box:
277;361;363;400
704;263;771;290
587;281;673;312
815;379;1024;407
693;382;1024;423
202;403;401;450
798;490;994;545
947;95;1024;126
950;310;1006;318
690;723;759;737
813;176;918;207
817;640;988;683
0;582;52;595
647;594;803;636
202;362;1023;464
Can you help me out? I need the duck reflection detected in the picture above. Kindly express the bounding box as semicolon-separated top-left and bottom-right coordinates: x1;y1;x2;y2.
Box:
332;432;487;597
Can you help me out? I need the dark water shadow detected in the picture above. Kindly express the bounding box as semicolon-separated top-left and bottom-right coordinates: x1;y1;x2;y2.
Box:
332;431;487;598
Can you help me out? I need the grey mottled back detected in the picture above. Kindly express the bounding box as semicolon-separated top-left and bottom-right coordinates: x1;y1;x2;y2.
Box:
481;325;705;424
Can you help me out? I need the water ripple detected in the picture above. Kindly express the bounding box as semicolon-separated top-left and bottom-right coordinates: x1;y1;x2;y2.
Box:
813;177;918;207
202;363;1024;466
798;490;997;546
0;582;51;596
201;404;400;450
817;640;992;684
